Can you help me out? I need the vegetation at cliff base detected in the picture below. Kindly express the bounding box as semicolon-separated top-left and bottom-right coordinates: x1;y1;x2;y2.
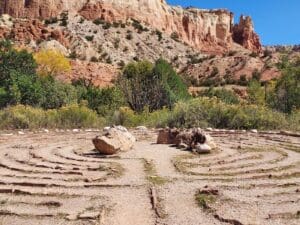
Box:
0;40;299;130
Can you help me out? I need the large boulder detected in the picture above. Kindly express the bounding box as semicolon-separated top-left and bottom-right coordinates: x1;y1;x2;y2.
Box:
93;126;136;155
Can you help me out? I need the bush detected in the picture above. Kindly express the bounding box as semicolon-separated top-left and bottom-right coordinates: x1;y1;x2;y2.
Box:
131;19;148;33
199;88;240;104
155;30;163;41
126;33;133;40
247;79;265;105
74;81;125;116
288;109;300;131
85;35;94;42
56;104;103;128
111;106;170;128
39;76;78;109
271;60;300;113
0;105;47;129
45;17;58;25
102;22;111;30
0;104;104;129
171;32;179;42
238;74;248;86
90;56;99;62
165;97;289;130
93;18;104;25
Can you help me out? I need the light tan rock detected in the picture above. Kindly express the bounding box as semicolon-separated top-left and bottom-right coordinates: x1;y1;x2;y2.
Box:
38;40;69;55
93;126;136;155
195;144;211;154
204;133;217;149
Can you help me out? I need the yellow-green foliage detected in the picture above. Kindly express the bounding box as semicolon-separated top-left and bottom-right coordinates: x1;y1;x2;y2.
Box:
0;98;299;131
57;104;104;128
288;109;300;131
34;50;71;77
0;104;104;129
112;106;170;128
112;97;298;130
167;97;289;130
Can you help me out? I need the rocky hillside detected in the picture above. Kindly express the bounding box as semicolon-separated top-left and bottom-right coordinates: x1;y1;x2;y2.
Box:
0;0;295;87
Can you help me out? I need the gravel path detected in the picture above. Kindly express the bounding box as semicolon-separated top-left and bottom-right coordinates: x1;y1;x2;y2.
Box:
0;130;298;225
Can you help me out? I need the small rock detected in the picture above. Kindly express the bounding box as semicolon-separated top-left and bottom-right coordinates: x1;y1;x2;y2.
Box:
136;126;147;131
18;131;25;135
78;211;100;219
72;129;80;133
43;129;49;133
195;144;211;154
103;127;111;132
1;133;13;136
205;127;213;131
115;125;128;132
250;129;258;133
66;214;78;221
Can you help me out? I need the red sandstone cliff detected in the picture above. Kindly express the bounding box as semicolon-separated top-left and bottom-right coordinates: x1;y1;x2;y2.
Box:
0;0;262;53
233;15;262;53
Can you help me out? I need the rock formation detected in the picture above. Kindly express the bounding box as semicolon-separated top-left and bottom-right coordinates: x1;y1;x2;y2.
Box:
93;126;136;155
233;15;262;53
0;0;262;53
8;19;69;45
60;60;119;87
156;128;216;153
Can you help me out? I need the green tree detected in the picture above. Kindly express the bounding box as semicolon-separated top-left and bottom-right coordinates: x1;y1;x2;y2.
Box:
74;79;125;116
118;59;190;112
247;79;265;105
273;61;300;113
0;40;39;107
153;58;190;101
39;76;77;109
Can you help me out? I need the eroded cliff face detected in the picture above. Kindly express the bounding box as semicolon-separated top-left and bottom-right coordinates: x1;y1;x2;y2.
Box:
233;15;262;52
0;0;88;18
79;1;235;53
0;0;261;53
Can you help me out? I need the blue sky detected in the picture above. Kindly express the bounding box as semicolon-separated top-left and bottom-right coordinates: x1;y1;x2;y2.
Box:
167;0;299;46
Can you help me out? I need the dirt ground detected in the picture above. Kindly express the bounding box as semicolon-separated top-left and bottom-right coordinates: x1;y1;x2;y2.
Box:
0;129;299;225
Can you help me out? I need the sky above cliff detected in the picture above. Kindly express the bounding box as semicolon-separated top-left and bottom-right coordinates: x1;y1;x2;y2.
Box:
167;0;299;46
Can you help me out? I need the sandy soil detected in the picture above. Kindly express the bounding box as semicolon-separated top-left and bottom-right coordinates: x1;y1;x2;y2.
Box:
0;129;299;225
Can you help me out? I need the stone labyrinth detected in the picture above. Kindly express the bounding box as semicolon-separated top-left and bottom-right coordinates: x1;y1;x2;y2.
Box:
0;130;299;225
